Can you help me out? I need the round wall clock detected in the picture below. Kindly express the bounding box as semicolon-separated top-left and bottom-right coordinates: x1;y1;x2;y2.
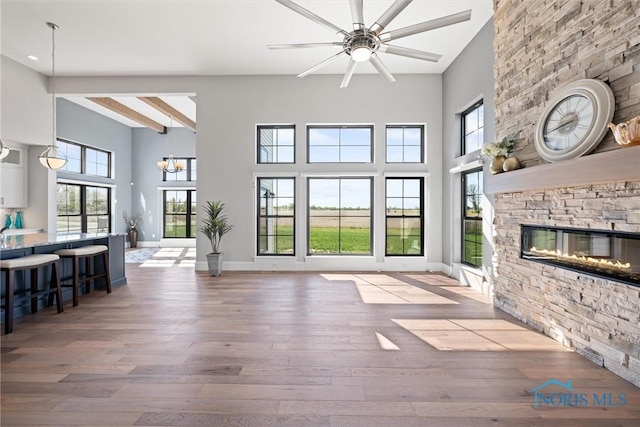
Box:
534;78;615;162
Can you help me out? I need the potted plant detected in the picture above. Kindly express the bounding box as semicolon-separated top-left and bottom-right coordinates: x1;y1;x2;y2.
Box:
123;211;143;248
200;200;233;276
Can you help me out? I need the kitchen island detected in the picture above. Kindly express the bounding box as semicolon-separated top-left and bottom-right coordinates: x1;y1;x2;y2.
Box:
1;233;126;317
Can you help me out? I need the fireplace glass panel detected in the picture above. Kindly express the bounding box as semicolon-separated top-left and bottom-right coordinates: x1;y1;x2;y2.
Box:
521;225;640;286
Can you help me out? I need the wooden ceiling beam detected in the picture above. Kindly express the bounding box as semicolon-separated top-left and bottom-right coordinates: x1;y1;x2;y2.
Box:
138;96;197;132
87;97;166;134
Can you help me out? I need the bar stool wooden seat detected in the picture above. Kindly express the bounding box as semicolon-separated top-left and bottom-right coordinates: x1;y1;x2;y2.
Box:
1;254;64;334
54;245;111;307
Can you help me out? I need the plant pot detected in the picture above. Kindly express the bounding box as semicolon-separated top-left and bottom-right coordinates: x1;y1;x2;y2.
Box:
206;252;224;276
490;155;506;174
128;228;138;248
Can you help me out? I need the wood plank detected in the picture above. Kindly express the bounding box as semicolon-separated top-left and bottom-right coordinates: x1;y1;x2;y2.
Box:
0;267;638;426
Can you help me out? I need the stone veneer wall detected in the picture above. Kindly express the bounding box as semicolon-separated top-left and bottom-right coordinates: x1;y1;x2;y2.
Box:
492;0;640;385
494;0;640;166
493;183;640;386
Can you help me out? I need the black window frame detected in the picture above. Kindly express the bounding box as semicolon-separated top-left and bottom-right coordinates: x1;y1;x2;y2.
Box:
385;125;425;163
462;168;483;268
256;177;296;256
163;189;197;238
307;125;374;164
461;100;484;155
56;182;111;234
162;158;196;182
385;177;424;256
257;125;296;164
307;176;373;256
57;138;112;178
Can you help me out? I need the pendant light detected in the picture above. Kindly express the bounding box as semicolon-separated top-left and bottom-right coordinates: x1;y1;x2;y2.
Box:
39;22;67;170
157;116;185;173
0;140;10;160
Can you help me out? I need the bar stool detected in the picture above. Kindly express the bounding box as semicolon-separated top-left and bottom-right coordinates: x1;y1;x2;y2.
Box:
1;254;64;334
55;245;111;307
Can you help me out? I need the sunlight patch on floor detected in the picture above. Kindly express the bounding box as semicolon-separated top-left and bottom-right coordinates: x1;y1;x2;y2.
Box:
392;318;567;351
375;332;400;350
321;274;458;305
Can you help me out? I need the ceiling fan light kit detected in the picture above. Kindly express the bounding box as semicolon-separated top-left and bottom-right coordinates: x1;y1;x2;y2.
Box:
269;0;472;88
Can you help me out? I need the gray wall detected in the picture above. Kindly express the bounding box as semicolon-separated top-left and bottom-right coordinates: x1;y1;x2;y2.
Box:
442;20;495;271
56;98;133;234
131;126;196;241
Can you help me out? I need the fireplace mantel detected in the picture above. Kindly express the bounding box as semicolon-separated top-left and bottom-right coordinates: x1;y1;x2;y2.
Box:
485;145;640;194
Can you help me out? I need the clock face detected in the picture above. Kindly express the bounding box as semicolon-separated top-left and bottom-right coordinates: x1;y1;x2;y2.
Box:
534;79;615;162
542;94;594;151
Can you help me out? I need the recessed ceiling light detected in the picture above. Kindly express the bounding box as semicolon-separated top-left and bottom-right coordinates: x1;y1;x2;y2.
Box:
27;55;38;61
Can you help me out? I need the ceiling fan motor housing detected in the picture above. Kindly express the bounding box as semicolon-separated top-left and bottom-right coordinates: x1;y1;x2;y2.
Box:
344;29;380;60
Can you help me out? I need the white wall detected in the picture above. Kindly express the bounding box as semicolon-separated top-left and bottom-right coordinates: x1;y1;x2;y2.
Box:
442;19;495;288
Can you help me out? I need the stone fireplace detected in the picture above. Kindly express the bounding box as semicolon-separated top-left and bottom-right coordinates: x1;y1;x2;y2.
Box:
492;0;640;386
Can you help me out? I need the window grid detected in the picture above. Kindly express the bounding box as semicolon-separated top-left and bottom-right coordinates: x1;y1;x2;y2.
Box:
385;177;424;256
462;169;483;268
257;125;295;164
307;125;373;163
57;138;111;178
386;125;424;163
163;190;197;238
56;183;110;234
307;177;373;255
461;101;484;155
257;177;295;256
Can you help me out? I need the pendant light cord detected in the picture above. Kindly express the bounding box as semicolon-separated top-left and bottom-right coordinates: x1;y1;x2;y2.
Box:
49;22;58;147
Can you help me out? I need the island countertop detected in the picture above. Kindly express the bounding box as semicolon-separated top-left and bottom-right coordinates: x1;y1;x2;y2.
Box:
1;232;127;251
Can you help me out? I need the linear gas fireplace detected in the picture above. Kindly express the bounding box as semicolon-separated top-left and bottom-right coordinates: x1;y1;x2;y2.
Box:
521;225;640;287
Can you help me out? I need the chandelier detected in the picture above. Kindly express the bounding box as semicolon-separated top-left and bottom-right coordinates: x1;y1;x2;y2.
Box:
157;116;184;173
39;22;67;170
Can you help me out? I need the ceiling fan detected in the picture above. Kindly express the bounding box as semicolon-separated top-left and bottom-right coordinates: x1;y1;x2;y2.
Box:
269;0;472;88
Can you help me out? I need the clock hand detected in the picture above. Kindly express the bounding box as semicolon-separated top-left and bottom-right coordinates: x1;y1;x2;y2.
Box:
547;116;577;133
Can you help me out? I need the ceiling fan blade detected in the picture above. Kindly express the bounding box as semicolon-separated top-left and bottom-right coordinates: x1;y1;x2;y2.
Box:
275;0;348;36
349;0;365;30
268;42;344;49
378;44;442;62
340;59;358;88
369;54;396;83
298;51;348;78
379;9;472;42
369;0;413;36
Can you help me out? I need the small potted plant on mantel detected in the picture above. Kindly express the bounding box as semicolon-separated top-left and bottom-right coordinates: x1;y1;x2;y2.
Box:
200;200;233;276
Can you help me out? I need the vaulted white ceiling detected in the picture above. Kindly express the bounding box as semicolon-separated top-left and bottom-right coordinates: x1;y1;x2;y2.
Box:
1;0;493;128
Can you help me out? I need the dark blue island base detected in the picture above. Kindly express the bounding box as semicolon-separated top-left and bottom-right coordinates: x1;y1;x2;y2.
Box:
1;233;126;320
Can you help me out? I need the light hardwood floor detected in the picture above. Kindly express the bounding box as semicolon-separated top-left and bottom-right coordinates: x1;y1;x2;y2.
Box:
1;266;639;426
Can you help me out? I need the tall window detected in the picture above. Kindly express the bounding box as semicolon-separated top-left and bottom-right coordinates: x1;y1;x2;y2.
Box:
258;125;295;164
385;177;423;256
386;125;424;163
307;125;373;163
57;139;111;178
462;169;483;267
162;158;196;182
257;178;295;255
57;183;110;234
308;177;372;255
462;101;483;154
164;190;197;238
